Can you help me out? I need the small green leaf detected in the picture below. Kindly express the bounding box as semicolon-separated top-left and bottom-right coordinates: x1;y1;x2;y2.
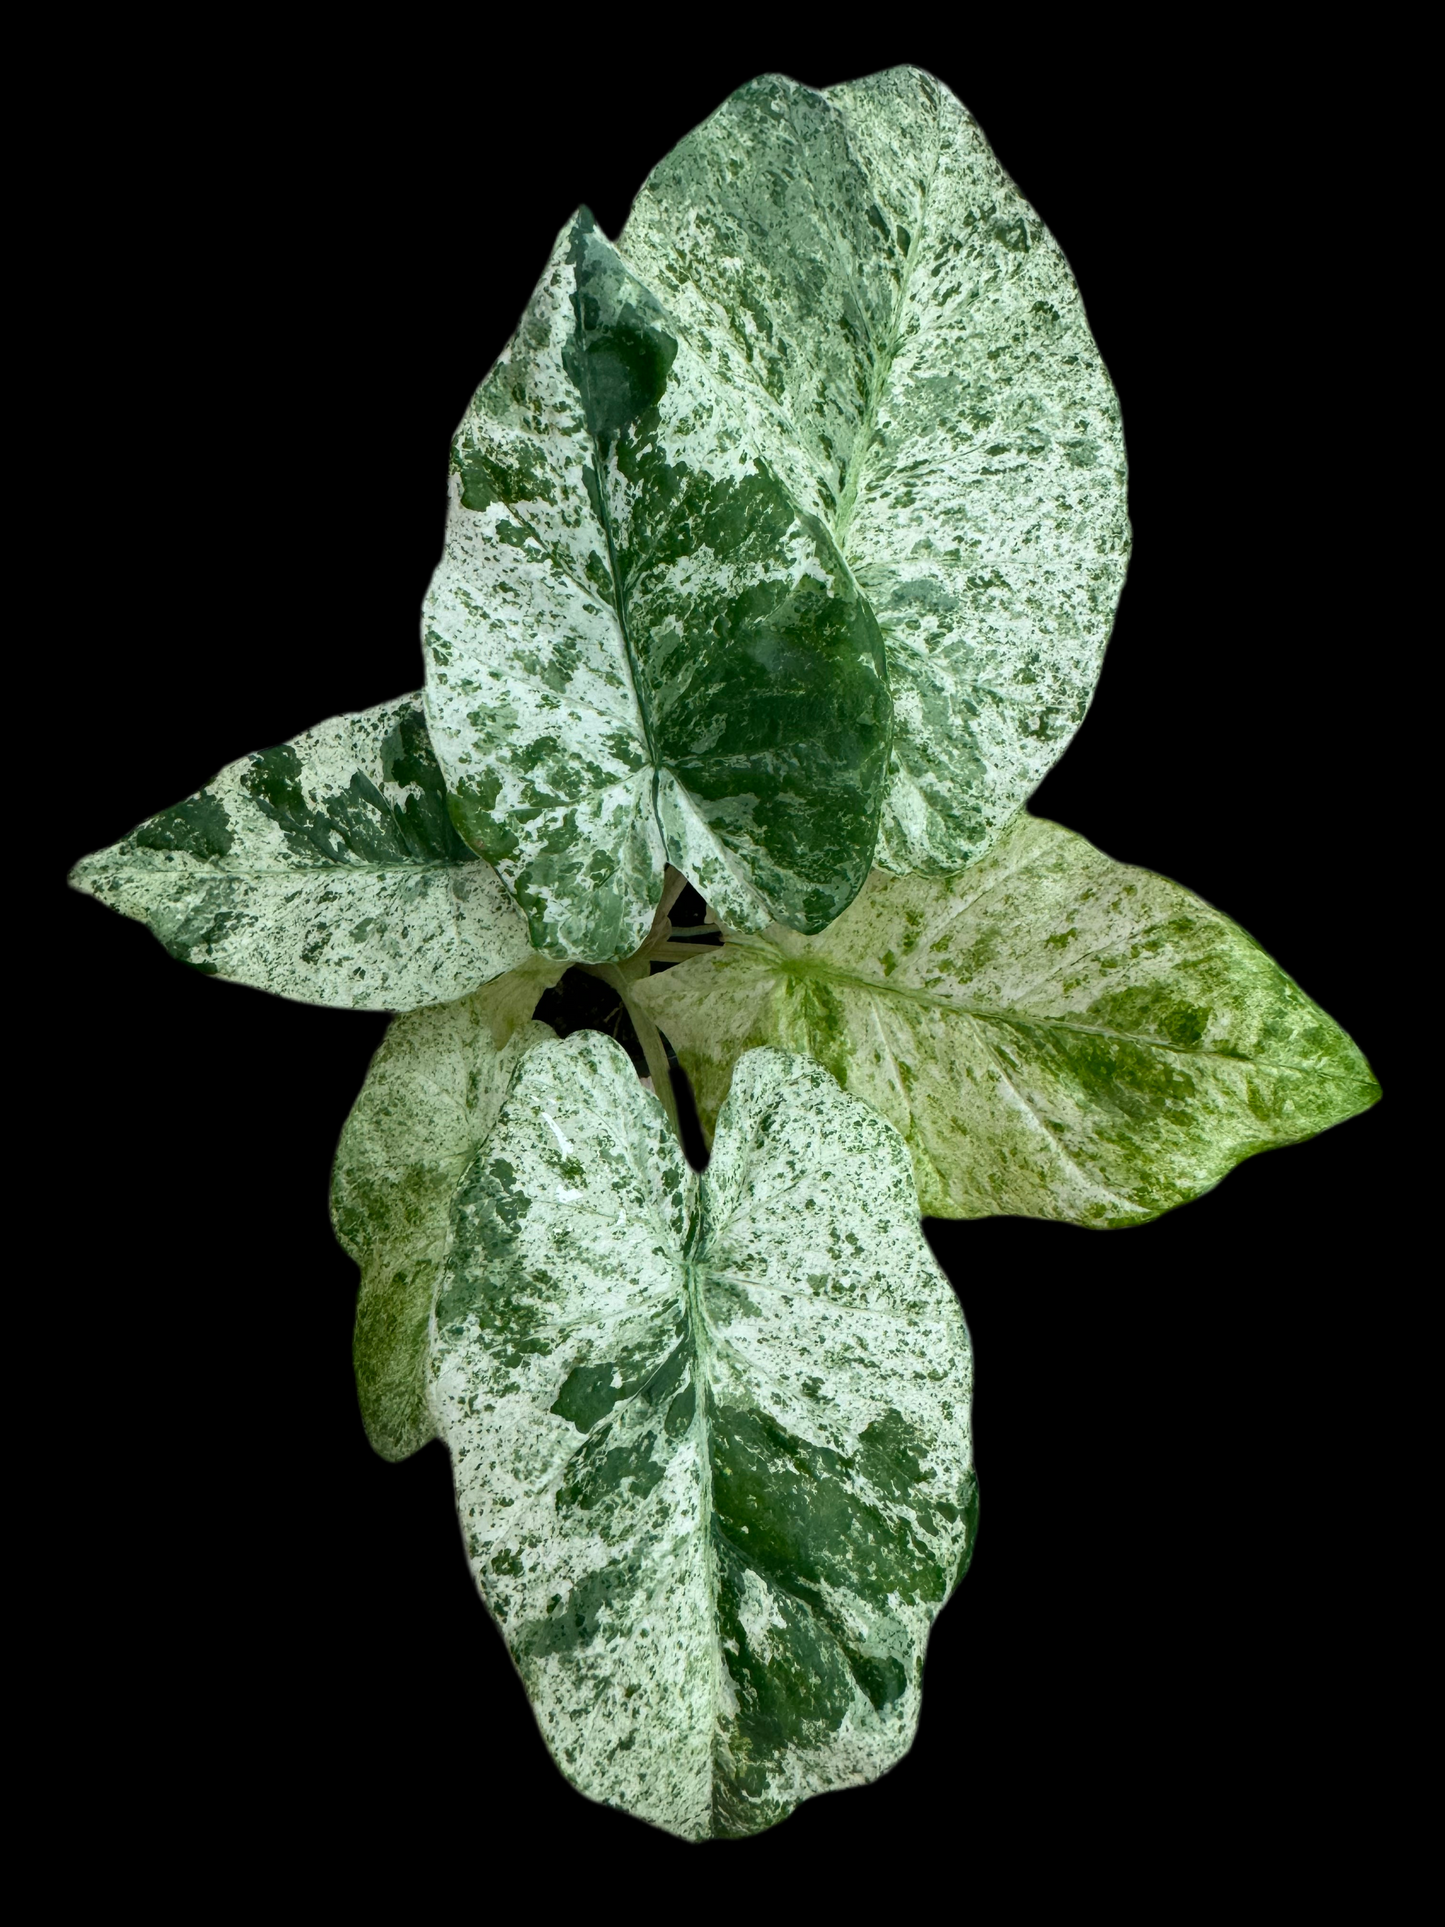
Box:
423;211;892;964
70;696;536;1010
331;969;561;1460
620;68;1131;875
432;1035;973;1838
632;814;1380;1226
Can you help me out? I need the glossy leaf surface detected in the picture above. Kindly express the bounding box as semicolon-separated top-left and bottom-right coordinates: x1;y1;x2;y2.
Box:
633;815;1380;1225
331;970;561;1460
620;67;1130;875
70;697;533;1010
432;1036;974;1837
423;212;892;963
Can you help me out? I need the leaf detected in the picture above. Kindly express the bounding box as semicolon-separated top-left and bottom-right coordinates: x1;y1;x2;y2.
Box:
331;969;561;1460
69;695;536;1010
422;210;892;964
632;814;1380;1226
619;67;1131;876
431;1035;974;1838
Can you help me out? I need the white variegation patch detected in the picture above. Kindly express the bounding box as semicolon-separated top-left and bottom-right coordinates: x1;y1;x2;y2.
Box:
331;970;562;1460
620;66;1131;875
431;1035;974;1838
633;814;1380;1225
70;695;533;1010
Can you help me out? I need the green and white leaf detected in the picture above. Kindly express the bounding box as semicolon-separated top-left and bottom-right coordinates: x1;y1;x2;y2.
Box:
632;814;1380;1226
423;211;892;965
331;968;561;1460
432;1035;974;1838
620;66;1130;875
70;696;535;1010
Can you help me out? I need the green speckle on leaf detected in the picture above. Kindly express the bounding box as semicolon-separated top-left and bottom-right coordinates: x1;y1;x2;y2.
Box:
69;697;534;1010
620;66;1130;878
431;1034;973;1838
422;208;892;963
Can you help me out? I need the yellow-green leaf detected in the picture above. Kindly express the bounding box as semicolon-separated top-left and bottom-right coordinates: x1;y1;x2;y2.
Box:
632;815;1379;1225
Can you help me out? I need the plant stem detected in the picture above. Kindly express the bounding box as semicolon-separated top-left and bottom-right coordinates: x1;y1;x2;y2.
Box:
583;962;683;1145
627;998;685;1146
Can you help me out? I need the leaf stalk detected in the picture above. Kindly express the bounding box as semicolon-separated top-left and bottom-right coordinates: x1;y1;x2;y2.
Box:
581;961;684;1144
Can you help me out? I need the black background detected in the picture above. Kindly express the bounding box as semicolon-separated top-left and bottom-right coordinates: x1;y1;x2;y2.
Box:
46;26;1404;1881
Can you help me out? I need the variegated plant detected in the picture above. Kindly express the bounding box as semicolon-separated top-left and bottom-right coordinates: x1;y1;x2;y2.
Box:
69;68;1377;1840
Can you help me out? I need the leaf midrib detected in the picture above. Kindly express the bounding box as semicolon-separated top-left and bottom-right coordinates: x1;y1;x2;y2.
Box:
832;97;942;553
624;83;942;567
723;940;1365;1079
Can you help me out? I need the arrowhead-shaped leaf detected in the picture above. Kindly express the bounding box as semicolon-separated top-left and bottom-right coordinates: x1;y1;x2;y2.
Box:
632;815;1380;1226
331;969;561;1461
432;1035;974;1838
422;211;892;964
620;67;1131;875
70;696;535;1010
